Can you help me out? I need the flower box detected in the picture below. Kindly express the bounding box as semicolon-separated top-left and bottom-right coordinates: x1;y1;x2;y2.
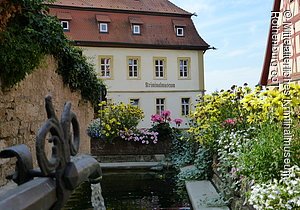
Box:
91;137;172;156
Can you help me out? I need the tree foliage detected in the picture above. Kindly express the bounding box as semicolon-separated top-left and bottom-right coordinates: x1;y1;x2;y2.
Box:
0;0;104;107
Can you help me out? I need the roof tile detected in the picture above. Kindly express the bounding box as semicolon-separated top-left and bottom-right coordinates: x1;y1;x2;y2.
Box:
95;14;111;22
56;12;72;20
129;16;144;24
51;0;191;15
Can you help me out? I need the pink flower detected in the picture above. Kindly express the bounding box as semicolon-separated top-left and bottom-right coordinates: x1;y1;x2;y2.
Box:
151;114;163;123
174;118;183;126
161;110;171;118
223;118;236;125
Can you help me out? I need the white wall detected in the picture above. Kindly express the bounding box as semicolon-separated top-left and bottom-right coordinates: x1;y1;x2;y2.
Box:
82;47;205;128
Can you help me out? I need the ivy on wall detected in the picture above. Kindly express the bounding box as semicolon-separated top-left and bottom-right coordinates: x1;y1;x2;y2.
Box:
0;0;104;107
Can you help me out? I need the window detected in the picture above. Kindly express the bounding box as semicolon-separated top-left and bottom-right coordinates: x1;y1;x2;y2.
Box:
129;17;143;34
61;21;69;31
99;56;113;79
133;24;141;34
178;57;190;79
99;23;108;33
156;98;165;114
127;57;140;79
181;98;190;116
154;57;167;79
96;15;111;33
176;27;184;36
130;99;140;107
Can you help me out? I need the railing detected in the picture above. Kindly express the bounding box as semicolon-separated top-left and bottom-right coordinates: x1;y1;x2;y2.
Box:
0;96;102;210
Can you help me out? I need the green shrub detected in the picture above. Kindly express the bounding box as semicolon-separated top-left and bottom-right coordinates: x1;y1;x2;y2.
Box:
0;0;104;107
194;147;212;179
168;132;197;168
237;123;284;183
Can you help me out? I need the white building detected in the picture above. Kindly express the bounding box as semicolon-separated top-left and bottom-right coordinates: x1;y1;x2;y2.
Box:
49;0;209;128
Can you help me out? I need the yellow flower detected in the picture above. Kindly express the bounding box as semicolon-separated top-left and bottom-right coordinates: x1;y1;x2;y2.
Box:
106;124;111;131
246;113;256;124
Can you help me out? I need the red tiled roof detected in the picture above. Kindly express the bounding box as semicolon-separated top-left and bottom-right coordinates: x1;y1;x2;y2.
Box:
56;12;72;20
129;16;144;24
49;8;209;50
172;19;187;27
95;14;111;22
50;0;192;16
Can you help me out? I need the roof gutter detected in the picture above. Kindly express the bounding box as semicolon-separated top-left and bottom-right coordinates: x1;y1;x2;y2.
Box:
72;40;209;51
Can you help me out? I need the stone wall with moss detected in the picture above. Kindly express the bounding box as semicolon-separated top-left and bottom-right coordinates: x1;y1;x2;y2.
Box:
0;56;94;186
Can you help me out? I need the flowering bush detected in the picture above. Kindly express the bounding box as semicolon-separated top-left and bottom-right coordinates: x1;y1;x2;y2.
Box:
215;128;254;201
87;118;103;139
87;101;144;142
188;83;300;208
189;84;300;146
151;110;183;139
249;166;300;210
119;129;158;144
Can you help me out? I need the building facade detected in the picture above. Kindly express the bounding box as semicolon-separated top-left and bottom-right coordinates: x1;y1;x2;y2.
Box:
260;0;300;86
49;0;209;128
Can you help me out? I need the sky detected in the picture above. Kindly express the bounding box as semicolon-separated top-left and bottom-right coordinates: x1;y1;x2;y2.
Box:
169;0;274;93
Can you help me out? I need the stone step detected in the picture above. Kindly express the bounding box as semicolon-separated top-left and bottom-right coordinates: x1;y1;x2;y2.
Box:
185;180;229;210
99;161;170;170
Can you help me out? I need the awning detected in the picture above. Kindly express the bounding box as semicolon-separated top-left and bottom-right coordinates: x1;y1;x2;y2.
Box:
95;15;111;22
57;12;72;20
172;19;187;27
129;17;144;24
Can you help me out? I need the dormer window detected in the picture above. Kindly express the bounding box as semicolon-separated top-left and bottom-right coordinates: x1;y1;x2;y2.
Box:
99;23;108;33
129;17;143;35
172;19;187;37
61;21;69;31
96;14;111;33
57;12;72;32
133;25;140;34
176;27;184;36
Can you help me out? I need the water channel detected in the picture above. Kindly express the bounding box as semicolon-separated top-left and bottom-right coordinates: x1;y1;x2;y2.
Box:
63;169;191;210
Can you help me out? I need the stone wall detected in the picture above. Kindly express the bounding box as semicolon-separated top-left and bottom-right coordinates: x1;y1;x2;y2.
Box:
0;56;94;186
91;137;171;156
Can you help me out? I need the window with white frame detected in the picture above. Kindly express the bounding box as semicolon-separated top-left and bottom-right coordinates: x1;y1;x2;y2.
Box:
132;24;141;34
61;21;69;31
154;58;165;79
130;99;140;107
128;57;139;79
179;58;190;78
176;27;184;36
99;23;108;33
181;98;190;116
156;98;165;114
99;57;112;78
